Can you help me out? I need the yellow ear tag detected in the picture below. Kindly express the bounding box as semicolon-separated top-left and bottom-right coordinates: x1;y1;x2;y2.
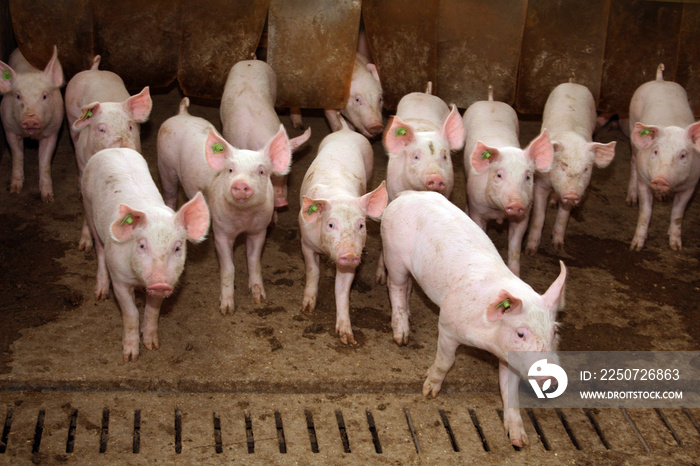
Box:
211;142;225;153
395;127;407;137
482;151;492;160
308;203;319;215
640;129;651;136
2;70;11;80
81;110;93;120
120;214;134;226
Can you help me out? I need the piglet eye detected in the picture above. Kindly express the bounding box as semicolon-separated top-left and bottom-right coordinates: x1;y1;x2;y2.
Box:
328;223;334;229
517;331;524;338
413;154;420;160
680;151;687;159
228;168;233;173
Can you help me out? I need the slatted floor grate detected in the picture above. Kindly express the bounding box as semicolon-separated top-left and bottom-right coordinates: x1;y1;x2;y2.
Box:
0;392;699;463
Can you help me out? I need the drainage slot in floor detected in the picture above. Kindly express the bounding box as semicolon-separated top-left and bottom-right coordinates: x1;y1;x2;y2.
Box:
584;408;610;450
620;408;650;452
1;408;12;454
439;409;459;452
275;411;287;454
99;408;109;453
654;408;682;447
65;409;78;454
32;409;45;454
468;409;490;452
526;409;550;451
133;410;141;454
305;409;319;453
335;409;351;453
683;407;700;435
556;409;580;450
245;411;255;454
366;410;382;454
403;408;421;454
174;408;182;454
213;412;223;454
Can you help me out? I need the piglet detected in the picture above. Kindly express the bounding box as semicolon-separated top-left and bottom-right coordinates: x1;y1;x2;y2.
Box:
525;82;616;254
299;123;387;344
221;59;310;208
82;148;210;361
0;46;64;201
627;64;700;251
374;87;464;284
463;86;553;276
158;98;291;314
381;190;566;447
291;53;384;138
65;55;152;251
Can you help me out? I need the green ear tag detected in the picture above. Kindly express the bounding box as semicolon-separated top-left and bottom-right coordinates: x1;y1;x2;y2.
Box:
120;214;134;226
497;298;511;309
482;150;492;160
640;129;651;136
395;127;407;137
308;203;319;215
2;70;11;81
211;142;225;153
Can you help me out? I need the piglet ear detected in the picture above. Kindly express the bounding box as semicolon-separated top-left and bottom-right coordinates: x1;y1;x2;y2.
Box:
366;63;380;83
124;87;152;123
204;129;229;171
0;61;15;94
176;191;210;243
441;104;465;150
301;197;327;223
111;204;146;242
686;120;700;152
73;102;101;130
290;126;311;151
590;141;616;168
470;141;499;173
384;116;415;155
525;129;554;172
265;125;292;175
43;45;64;88
360;180;388;221
631;122;658;149
542;260;567;315
486;291;523;322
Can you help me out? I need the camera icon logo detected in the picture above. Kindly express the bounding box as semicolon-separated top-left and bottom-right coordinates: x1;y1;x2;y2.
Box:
528;359;568;399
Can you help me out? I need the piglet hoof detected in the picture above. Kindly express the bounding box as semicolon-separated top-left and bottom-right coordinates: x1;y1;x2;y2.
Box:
422;378;441;398
78;237;93;252
142;331;160;350
524;245;537;257
393;332;409;346
94;285;109;301
375;268;387;285
552;241;565;253
252;284;267;305
625;194;637;207
504;413;529;447
220;301;235;315
41;192;55;203
338;332;357;345
122;344;140;362
669;236;682;251
336;323;356;345
301;297;316;314
629;237;645;252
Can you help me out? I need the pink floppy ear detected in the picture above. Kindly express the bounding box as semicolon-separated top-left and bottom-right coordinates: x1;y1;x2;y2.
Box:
486;291;523;322
124;87;152;122
441;104;465;150
264;125;292;175
301;197;328;224
176;191;210;242
631;122;658;149
359;180;388;220
204;129;230;171
687;120;700;152
384;116;415;154
43;45;64;88
590;141;616;168
73;102;101;130
0;60;15;94
366;62;380;83
525;129;554;171
470;141;499;173
110;204;146;242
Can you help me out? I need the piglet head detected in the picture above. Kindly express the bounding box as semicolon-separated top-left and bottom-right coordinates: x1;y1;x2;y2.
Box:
109;194;210;298
343;61;384;137
632;121;700;200
487;261;567;378
301;181;387;271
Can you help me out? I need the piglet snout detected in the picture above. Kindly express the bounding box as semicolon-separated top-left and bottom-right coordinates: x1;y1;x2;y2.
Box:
338;253;361;268
505;202;526;217
561;193;580;206
231;180;254;200
651;177;670;193
21;117;42;131
425;174;447;193
146;282;174;297
367;123;385;136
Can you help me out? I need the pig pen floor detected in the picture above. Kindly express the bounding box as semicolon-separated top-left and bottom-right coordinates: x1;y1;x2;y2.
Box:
0;84;699;464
